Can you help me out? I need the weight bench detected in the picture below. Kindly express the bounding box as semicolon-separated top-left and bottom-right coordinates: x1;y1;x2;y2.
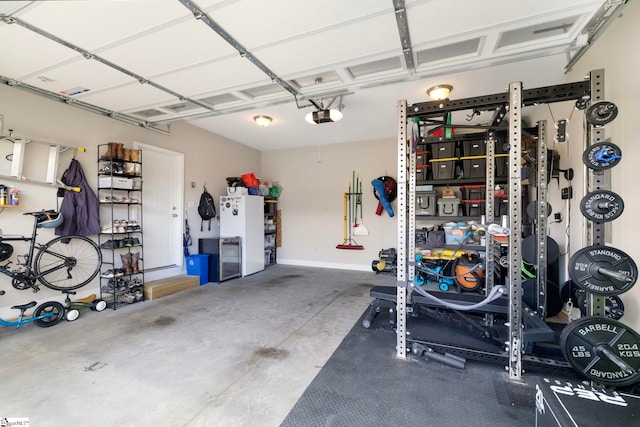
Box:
362;285;553;344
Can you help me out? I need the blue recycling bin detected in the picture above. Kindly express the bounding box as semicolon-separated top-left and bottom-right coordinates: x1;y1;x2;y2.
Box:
186;254;209;285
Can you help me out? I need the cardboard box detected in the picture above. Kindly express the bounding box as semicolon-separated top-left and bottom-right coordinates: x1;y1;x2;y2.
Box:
99;176;133;189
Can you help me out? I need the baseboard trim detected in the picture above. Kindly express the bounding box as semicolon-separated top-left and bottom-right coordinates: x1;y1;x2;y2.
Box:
277;258;371;272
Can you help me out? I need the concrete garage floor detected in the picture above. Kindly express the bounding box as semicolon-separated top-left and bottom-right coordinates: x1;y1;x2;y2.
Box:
0;265;392;426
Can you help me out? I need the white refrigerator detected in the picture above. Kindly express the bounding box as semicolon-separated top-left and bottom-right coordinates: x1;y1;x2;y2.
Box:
219;195;265;276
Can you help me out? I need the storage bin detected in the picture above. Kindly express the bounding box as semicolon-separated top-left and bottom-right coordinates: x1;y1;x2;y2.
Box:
264;250;272;266
430;158;457;180
444;225;468;244
461;199;486;217
461;156;486;179
460;185;485;201
495;194;509;218
495;154;509;177
416;150;430;166
430;141;456;159
416;164;430;181
186;254;209;285
416;191;437;215
463;139;486;156
99;176;133;189
437;197;460;216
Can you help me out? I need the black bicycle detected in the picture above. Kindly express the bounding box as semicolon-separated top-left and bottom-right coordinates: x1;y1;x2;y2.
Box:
0;210;102;292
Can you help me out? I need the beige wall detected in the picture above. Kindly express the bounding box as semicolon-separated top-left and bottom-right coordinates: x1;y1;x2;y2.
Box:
261;138;397;270
563;1;640;331
0;84;260;317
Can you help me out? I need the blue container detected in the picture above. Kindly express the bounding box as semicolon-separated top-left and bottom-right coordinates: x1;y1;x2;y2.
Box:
186;254;209;285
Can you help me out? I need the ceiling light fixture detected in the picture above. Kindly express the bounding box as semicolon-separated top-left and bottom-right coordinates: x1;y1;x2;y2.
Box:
427;84;453;101
253;115;272;127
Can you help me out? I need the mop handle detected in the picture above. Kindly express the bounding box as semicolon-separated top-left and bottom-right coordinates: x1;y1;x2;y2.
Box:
342;192;348;243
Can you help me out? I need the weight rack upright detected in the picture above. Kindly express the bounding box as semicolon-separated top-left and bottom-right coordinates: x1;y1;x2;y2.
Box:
396;74;594;381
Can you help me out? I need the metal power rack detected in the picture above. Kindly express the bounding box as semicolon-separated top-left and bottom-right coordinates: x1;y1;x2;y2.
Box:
396;71;601;380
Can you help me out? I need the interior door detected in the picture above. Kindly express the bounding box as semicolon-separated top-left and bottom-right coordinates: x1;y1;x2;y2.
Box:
135;142;184;277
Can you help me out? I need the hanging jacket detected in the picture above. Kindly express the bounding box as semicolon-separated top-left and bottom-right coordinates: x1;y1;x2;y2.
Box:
55;158;101;237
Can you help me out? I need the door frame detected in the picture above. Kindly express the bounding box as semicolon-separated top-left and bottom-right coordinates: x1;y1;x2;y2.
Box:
134;141;185;281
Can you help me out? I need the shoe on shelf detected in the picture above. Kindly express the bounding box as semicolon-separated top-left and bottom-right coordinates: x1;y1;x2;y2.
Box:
100;239;118;249
101;269;118;278
117;291;135;304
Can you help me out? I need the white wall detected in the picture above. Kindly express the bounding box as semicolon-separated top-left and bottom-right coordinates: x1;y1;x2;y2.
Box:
0;84;260;318
261;138;397;271
562;1;640;332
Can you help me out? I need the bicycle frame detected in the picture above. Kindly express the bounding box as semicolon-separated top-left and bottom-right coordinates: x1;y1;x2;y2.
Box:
0;307;55;328
0;216;68;291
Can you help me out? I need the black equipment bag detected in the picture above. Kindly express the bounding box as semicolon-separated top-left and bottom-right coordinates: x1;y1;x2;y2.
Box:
198;186;216;231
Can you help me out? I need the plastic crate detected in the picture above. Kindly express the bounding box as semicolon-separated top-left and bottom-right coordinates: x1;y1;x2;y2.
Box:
495;194;509;218
430;141;456;159
444;225;468;244
461;156;486;179
416;150;430;165
430;158;457;180
416;164;430;181
437;197;460;216
495;154;509;177
463;139;486;156
416;191;437;215
460;185;486;200
461;199;485;217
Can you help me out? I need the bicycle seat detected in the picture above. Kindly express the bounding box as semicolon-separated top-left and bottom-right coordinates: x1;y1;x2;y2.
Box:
27;210;64;228
11;301;37;311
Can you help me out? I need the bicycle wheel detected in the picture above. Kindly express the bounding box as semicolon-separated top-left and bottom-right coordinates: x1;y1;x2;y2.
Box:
34;235;102;291
33;301;65;327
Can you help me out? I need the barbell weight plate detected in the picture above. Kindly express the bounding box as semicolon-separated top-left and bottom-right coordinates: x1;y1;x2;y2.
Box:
582;141;622;171
580;190;625;222
522;235;560;265
586;101;619;126
575;290;625;320
569;245;638;296
526;201;552;220
560;316;640;386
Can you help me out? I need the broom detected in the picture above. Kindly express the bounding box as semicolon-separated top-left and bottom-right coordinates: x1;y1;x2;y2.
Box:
336;185;363;250
353;175;369;236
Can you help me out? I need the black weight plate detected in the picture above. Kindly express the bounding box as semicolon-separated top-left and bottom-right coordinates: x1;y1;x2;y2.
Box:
569;245;638;296
580;190;624;222
561;316;640;386
582;142;622;171
586;101;619;126
559;280;578;304
522;279;563;317
526;201;552;220
522;235;560;265
576;290;625;320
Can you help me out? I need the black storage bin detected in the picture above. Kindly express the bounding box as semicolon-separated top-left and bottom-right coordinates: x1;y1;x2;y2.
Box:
460;185;485;201
461;200;485;217
416;164;430;181
463;139;486;156
461;156;486;179
416;149;430;166
430;141;456;159
430;158;456;180
495;195;509;218
495;154;509;177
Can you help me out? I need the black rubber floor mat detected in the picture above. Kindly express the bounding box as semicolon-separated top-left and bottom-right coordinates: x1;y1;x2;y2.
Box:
281;309;539;427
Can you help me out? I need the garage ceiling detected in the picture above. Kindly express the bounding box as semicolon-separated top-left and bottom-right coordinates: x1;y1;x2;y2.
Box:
0;0;626;150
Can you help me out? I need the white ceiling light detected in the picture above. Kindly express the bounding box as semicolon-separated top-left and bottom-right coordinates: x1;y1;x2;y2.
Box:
427;84;453;101
253;115;272;127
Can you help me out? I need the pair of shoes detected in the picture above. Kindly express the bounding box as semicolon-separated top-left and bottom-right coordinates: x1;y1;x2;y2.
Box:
101;223;126;233
101;269;124;278
100;239;120;249
135;289;144;302
125;220;141;232
99;163;124;175
117;291;136;304
123;237;141;247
